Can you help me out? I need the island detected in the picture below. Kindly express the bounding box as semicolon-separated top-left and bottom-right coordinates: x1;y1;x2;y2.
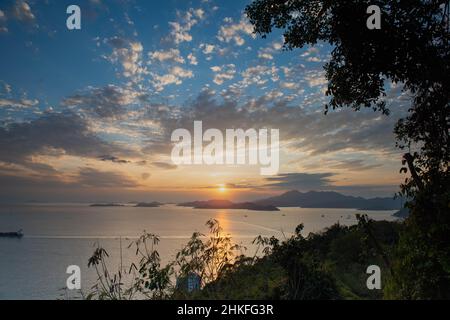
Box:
89;203;125;207
134;202;162;208
256;190;403;210
178;199;279;211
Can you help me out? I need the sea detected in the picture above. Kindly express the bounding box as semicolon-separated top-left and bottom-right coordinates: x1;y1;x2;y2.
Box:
0;203;397;300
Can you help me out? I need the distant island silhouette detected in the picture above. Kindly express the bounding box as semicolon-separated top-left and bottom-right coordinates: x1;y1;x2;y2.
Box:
134;202;162;208
90;203;125;207
87;190;403;211
255;190;403;210
178;200;279;211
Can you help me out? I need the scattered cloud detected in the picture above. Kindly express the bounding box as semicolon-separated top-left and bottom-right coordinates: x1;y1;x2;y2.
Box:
217;16;254;46
141;89;405;163
200;43;215;55
0;112;134;165
98;155;131;164
263;172;335;190
328;159;383;171
168;8;205;44
105;37;146;82
0;10;6;32
151;66;194;91
0;2;412;200
12;1;35;23
187;53;198;65
151;162;177;170
211;64;236;85
149;48;185;64
62;85;143;118
76;167;139;188
0;98;38;108
0;81;12;94
258;52;273;60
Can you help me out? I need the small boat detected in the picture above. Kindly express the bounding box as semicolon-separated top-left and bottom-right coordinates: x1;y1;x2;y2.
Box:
0;229;23;238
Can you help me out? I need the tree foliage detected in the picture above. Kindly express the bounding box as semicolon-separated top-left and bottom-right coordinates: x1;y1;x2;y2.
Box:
84;219;246;300
246;0;450;299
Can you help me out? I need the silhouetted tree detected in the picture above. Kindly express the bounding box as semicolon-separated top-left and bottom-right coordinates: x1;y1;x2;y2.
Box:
246;0;450;299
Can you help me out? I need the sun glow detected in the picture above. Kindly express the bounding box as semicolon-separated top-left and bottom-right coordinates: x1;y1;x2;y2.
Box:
218;184;227;193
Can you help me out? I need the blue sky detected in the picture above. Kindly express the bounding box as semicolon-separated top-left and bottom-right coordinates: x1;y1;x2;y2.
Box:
0;0;410;202
0;0;333;113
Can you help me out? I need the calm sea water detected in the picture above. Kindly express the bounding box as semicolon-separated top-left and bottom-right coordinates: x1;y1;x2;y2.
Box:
0;203;397;300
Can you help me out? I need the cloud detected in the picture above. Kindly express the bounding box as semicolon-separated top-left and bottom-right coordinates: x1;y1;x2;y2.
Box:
141;172;151;180
0;10;6;32
171;66;193;78
151;162;177;170
151;74;182;90
199;182;260;190
187;53;198;65
211;64;236;85
306;57;321;62
12;1;35;23
169;21;193;43
236;173;397;196
257;42;282;60
0;98;38;108
301;47;319;57
76;167;138;188
239;65;279;87
98;155;131;164
258;52;273;60
62;85;143;118
149;48;185;64
280;82;297;90
151;66;194;92
217;16;254;46
193;8;205;20
0;166;139;197
105;37;146;82
168;8;204;44
200;43;215;54
263;172;335;190
0;169;142;202
0;112;133;165
299;47;327;63
141;88;407;164
0;81;12;94
304;70;328;87
328;159;382;171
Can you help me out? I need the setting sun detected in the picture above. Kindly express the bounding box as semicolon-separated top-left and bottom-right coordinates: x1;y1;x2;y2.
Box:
218;185;227;193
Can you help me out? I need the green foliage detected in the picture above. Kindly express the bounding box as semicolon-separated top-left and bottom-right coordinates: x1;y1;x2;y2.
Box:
174;219;245;287
385;187;450;299
196;218;402;300
84;219;245;300
194;257;286;300
245;0;450;299
83;217;406;300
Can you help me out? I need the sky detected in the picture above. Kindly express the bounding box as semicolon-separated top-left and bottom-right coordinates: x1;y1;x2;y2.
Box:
0;0;412;203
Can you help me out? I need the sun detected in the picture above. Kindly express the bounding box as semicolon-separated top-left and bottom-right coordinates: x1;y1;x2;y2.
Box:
218;184;227;193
